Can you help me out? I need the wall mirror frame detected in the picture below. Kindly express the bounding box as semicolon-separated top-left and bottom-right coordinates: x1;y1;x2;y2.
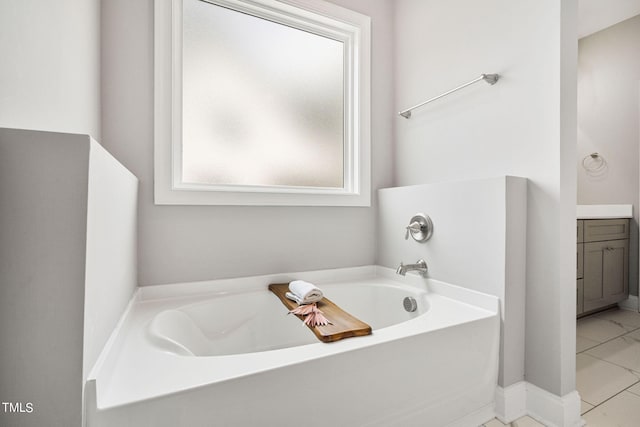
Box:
154;0;371;206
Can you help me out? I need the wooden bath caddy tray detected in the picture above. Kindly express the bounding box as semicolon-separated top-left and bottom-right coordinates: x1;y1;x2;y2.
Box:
268;284;372;343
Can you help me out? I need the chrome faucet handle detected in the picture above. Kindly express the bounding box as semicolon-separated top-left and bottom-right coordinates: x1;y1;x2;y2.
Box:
405;221;422;240
405;214;434;242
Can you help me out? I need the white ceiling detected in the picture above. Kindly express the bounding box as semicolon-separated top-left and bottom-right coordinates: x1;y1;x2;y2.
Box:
579;0;640;38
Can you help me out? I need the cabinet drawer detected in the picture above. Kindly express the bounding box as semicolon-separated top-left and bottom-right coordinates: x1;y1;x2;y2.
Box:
577;220;584;243
584;219;629;242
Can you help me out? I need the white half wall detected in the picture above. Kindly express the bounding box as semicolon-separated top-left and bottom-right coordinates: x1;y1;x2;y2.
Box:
0;128;138;427
84;140;138;382
377;176;527;389
0;129;90;427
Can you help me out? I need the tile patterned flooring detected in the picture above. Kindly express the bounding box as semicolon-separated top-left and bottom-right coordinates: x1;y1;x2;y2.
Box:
482;308;640;427
483;415;547;426
576;308;640;426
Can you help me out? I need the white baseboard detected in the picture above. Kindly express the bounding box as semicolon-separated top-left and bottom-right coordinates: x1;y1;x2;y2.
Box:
495;382;584;427
619;295;639;312
526;383;584;427
495;381;527;423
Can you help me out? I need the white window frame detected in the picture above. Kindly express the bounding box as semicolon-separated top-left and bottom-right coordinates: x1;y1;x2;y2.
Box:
154;0;371;206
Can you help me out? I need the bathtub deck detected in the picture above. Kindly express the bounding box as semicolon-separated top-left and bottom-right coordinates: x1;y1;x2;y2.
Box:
269;283;372;342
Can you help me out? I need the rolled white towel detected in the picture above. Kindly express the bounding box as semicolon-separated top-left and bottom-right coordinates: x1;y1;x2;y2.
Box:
286;280;324;305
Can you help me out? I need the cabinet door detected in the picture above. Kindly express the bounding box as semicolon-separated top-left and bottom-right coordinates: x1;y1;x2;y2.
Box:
577;279;584;315
583;240;629;312
577;244;583;279
603;239;629;301
577;220;584;243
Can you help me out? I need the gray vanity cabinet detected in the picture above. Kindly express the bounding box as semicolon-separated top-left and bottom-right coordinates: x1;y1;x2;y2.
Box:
577;219;629;316
577;220;584;315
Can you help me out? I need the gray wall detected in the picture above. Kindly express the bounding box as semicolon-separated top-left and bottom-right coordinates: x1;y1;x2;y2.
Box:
0;0;101;139
100;0;395;286
0;129;90;427
393;0;578;399
577;14;640;296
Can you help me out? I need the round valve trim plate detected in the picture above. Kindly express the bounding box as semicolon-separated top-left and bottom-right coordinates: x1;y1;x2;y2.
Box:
406;213;433;242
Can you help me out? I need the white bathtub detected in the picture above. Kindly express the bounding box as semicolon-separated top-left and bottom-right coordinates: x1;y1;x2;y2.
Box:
85;266;500;427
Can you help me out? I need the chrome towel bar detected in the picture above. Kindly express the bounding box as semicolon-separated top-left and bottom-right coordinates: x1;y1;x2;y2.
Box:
398;73;500;119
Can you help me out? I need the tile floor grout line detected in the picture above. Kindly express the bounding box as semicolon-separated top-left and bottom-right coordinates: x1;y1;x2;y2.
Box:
581;380;640;416
578;320;640;337
627;386;640;398
577;327;640;355
577;334;624;354
586;354;640;376
579;332;640;373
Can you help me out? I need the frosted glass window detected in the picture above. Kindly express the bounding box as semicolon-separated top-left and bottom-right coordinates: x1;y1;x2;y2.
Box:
182;0;345;189
154;0;370;205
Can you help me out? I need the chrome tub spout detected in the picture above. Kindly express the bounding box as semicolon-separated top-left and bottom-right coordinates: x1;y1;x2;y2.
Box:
396;259;428;277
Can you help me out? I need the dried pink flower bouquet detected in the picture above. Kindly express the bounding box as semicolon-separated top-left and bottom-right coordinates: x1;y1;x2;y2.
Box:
289;303;331;327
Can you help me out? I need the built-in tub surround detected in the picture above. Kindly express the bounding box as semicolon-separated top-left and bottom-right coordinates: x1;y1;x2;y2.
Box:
86;266;500;427
377;177;528;421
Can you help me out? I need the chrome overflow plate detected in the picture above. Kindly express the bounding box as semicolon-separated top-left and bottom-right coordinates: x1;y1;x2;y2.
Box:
403;296;418;313
405;213;433;242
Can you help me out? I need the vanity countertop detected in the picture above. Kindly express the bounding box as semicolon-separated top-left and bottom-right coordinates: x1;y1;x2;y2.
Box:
577;204;633;219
